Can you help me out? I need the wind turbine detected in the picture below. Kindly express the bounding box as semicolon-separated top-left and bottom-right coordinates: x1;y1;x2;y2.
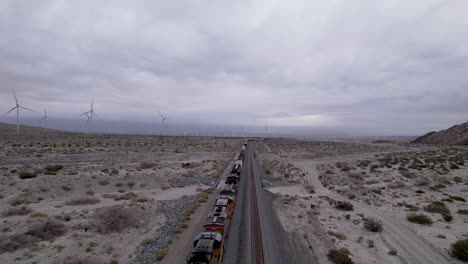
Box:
1;89;36;133
80;112;90;134
40;109;48;132
159;113;167;127
81;99;98;134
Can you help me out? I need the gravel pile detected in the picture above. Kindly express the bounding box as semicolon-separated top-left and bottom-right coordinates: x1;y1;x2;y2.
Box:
169;175;215;187
133;195;199;264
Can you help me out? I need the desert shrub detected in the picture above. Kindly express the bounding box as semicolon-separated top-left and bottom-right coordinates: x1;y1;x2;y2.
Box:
63;256;102;264
449;195;466;202
45;165;64;172
118;192;138;200
64;196;100;206
441;198;454;203
327;230;347;240
442;213;453;222
451;239;468;261
155;249;167;261
424;201;450;214
0;234;37;254
30;212;48;218
19;171;37;179
98;179;110;186
335;201;354;211
458;209;468;215
0;234;35;253
96;206;140;233
388;181;405;189
363;217;383;232
430;183;446;191
140;238;155;246
453;176;462;183
111;168;119;175
327;248;354;264
140;162;155;169
27;219;67;240
407;213;433;225
62;185;73;191
404;204;420;211
4;206;33;216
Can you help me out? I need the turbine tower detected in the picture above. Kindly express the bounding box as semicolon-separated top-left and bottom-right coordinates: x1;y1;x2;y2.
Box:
40;109;48;132
1;89;36;133
80;112;90;134
81;99;98;134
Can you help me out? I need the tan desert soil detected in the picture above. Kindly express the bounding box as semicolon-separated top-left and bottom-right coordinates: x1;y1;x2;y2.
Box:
0;133;240;264
259;140;468;264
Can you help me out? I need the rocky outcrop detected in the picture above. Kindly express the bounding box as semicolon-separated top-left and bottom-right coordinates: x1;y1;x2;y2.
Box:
413;121;468;145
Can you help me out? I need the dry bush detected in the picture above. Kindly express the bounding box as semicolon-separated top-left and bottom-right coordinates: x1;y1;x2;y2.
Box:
335;201;354;211
64;196;100;206
19;171;37;179
27;219;67;240
140;162;156;169
96;206;140;233
407;213;433;225
363;217;383;232
98;179;110;186
327;230;347;240
4;206;33;216
451;239;468;261
327;248;354;264
424;201;450;214
388;181;406;189
63;256;103;264
0;234;35;253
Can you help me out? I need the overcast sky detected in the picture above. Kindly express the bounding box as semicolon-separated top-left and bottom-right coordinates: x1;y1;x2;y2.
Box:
1;0;467;135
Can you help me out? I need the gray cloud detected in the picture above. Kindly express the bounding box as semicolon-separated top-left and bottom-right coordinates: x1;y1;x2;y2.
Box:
1;0;467;135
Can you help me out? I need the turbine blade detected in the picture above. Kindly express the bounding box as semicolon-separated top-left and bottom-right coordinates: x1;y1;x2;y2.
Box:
1;106;17;118
13;89;18;105
92;112;99;118
19;106;37;112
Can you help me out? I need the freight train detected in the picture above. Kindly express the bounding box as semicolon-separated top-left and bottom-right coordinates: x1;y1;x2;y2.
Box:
187;144;246;264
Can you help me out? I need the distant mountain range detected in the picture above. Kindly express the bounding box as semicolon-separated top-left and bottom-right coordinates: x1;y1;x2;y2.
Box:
0;122;64;134
413;121;468;145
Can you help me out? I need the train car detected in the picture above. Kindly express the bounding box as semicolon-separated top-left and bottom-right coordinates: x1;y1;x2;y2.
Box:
215;195;235;216
225;174;239;185
203;207;229;235
230;160;243;175
187;231;223;264
220;184;236;197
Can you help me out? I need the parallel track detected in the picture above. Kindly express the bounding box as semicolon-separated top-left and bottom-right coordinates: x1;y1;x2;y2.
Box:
249;148;264;264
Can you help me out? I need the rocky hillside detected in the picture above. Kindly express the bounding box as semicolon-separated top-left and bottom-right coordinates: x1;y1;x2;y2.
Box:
413;121;468;145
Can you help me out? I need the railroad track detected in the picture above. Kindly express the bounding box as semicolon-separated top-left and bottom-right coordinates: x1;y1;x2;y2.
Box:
249;148;264;264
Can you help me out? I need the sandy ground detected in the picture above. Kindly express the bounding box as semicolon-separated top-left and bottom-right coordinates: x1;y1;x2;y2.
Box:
0;133;240;264
258;140;468;264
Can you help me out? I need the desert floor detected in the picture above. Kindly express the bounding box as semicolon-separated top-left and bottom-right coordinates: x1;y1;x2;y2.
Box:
257;139;468;264
0;133;240;264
